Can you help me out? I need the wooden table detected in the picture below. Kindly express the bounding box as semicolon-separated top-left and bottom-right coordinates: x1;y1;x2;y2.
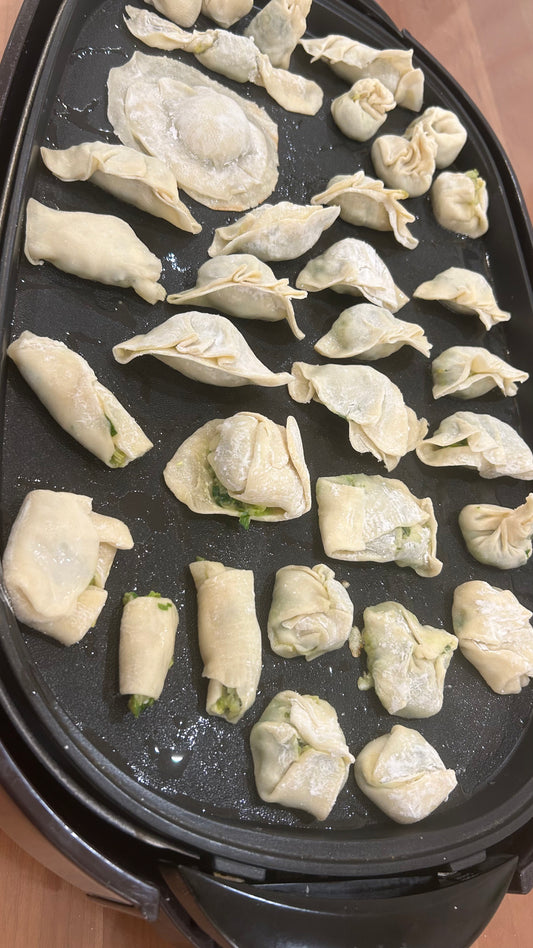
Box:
1;1;533;945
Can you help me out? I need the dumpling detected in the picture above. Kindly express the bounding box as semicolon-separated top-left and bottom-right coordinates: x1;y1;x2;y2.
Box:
316;473;442;577
112;311;293;388
354;725;457;824
311;172;418;250
431;346;528;399
358;602;458;718
124;7;323;116
331;78;396;142
404;106;467;169
2;490;133;645
458;495;533;569
167;255;306;339
145;0;201;28
416;411;533;480
40;141;201;234
24;198;166;304
295;238;409;312
207;202;340;261
413;267;510;331
267;564;354;661
250;690;354;820
201;0;253;28
190;560;262;722
164;411;311;525
244;0;311;69
371;126;437;197
452;581;533;694
119;591;178;716
314;304;431;360
8;330;153;468
299;35;424;111
431;169;489;238
107;51;278;211
288;362;427;471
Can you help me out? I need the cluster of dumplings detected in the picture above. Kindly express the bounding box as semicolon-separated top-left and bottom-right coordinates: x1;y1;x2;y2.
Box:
4;0;533;829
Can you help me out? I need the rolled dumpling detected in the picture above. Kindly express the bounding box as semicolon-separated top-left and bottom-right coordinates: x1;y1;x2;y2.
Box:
112;311;293;388
164;411;311;525
314;304;431;360
404;106;467;169
452;581;533;694
24;199;166;304
190;559;261;722
244;0;311;69
358;602;458;718
8;330;153;468
371;127;437;197
331;78;396;142
295;238;408;313
416;412;533;480
458;495;533;569
267;564;354;661
354;725;457;824
413;267;510;331
119;591;178;717
431;170;489;238
288;362;427;471
431;346;528;400
2;490;133;644
207;202;339;261
316;473;442;577
250;690;354;820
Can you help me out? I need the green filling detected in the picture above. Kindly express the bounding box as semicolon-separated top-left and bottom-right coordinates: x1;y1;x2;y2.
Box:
105;414;118;438
211;478;271;529
148;590;161;598
158;602;172;611
122;591;138;605
213;686;242;717
128;694;155;717
449;438;469;448
110;447;128;468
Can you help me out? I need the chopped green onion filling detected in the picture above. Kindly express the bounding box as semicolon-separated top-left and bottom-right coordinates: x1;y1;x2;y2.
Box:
110;447;128;468
128;694;155;718
213;686;242;717
122;591;138;605
105;414;118;438
211;478;270;529
158;602;172;611
148;591;162;598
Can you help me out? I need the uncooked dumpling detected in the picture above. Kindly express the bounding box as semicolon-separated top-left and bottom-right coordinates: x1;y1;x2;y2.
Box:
244;0;311;69
371;126;437;197
431;169;489;238
431;346;528;399
201;0;253;28
458;495;533;569
208;202;339;261
145;0;201;28
119;591;178;716
404;106;467;169
331;78;396;142
413;267;510;331
416;412;533;480
314;304;431;360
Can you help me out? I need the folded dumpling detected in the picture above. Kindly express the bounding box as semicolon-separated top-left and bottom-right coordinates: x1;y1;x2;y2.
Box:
311;172;418;250
458;495;533;569
289;363;427;471
119;591;178;716
299;35;424;111
112;311;293;388
404;106;467;169
145;0;202;28
354;725;457;824
431;346;528;400
371;127;437;197
250;690;354;819
244;0;311;69
413;267;510;331
107;51;278;211
267;564;353;661
452;581;533;694
331;78;396;142
431;170;489;238
201;0;253;28
316;473;442;577
190;559;262;721
295;238;408;312
24;199;166;304
167;255;306;339
164;411;311;525
2;490;133;645
358;602;458;718
416;412;533;480
208;202;339;261
314;304;431;360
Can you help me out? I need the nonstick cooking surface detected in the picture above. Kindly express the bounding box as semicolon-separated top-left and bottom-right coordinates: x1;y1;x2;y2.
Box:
1;0;533;873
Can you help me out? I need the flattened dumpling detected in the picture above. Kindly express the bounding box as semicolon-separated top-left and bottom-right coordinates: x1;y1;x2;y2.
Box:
208;202;339;261
416;412;533;480
413;267;510;331
314;304;431;360
431;346;528;400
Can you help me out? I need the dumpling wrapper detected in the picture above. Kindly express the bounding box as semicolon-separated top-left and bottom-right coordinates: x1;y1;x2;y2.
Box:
2;490;133;645
452;581;533;694
300;35;424;111
331;77;396;142
431;170;489;238
164;411;311;524
107;51;278;211
190;560;261;722
416;411;533;480
458;495;533;569
358;601;458;718
24;198;166;304
404;106;467;169
112;311;293;388
413;267;510;331
167;254;306;339
354;725;457;824
267;563;354;661
316;473;442;578
201;0;253;29
314;304;431;361
244;0;311;69
250;690;354;820
119;593;178;703
8;330;153;468
431;346;528;400
311;172;418;250
145;0;201;28
295;238;408;312
370;127;437;198
208;202;340;261
289;362;427;471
